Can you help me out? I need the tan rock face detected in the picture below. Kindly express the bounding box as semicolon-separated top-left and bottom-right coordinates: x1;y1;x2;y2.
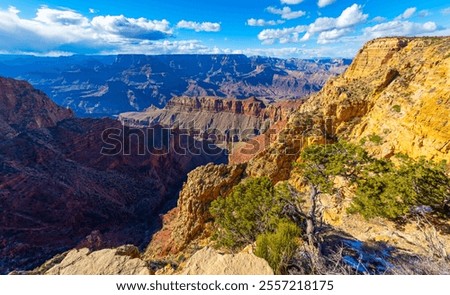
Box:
29;246;151;275
145;163;246;258
179;247;273;275
343;38;409;79
302;37;450;163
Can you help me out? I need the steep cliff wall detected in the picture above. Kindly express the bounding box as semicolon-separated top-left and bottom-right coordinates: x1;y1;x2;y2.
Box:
302;37;450;162
120;97;302;145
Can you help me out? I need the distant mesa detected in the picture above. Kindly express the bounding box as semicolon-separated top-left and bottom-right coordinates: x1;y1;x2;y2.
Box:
0;54;350;117
119;96;302;146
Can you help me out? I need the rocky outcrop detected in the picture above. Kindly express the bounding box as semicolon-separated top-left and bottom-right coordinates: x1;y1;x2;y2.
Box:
179;247;273;275
0;55;350;116
24;245;151;275
145;163;246;258
344;38;409;79
302;37;450;162
0;77;73;138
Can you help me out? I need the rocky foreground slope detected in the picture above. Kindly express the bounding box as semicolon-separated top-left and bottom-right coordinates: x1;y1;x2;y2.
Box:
0;55;349;117
0;77;226;274
145;37;450;266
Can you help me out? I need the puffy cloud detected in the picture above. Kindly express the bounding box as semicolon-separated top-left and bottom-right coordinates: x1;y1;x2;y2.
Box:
372;16;387;23
267;6;306;20
259;4;367;45
7;5;20;14
92;16;172;39
441;8;450;15
0;6;231;56
308;17;336;33
35;7;89;26
418;10;430;17
258;25;307;44
0;6;220;56
396;7;416;20
281;0;304;4
0;6;93;50
335;4;368;28
247;18;284;26
317;28;351;44
318;0;336;8
176;20;221;32
364;20;437;38
0;6;174;54
309;4;367;33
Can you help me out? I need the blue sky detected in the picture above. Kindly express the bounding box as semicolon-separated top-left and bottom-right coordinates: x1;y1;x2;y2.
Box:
0;0;449;58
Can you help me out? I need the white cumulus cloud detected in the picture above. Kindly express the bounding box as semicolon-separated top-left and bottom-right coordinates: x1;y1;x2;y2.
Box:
309;4;367;33
0;6;173;54
335;4;368;28
372;16;387;23
259;4;367;45
317;28;352;44
418;10;430;17
258;25;307;44
281;0;304;4
364;20;437;38
35;7;90;26
247;18;284;26
318;0;336;8
176;20;221;32
267;6;306;20
396;7;416;20
92;16;172;39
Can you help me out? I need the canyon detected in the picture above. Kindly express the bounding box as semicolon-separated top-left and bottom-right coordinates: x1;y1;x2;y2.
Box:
1;36;449;275
0;77;226;274
0;55;349;117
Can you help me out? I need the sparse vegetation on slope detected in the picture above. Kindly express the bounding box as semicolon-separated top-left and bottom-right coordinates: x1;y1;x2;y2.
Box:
350;155;450;220
210;177;286;249
255;221;301;274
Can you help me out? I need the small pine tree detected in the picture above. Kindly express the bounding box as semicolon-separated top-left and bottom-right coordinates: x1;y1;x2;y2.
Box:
294;141;372;245
210;177;288;249
255;220;301;274
349;155;450;220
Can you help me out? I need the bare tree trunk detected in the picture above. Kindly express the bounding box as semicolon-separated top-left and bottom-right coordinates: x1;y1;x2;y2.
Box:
306;185;318;247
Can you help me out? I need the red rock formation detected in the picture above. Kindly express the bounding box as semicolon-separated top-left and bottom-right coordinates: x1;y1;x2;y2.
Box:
0;77;226;274
121;96;299;129
0;77;73;137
